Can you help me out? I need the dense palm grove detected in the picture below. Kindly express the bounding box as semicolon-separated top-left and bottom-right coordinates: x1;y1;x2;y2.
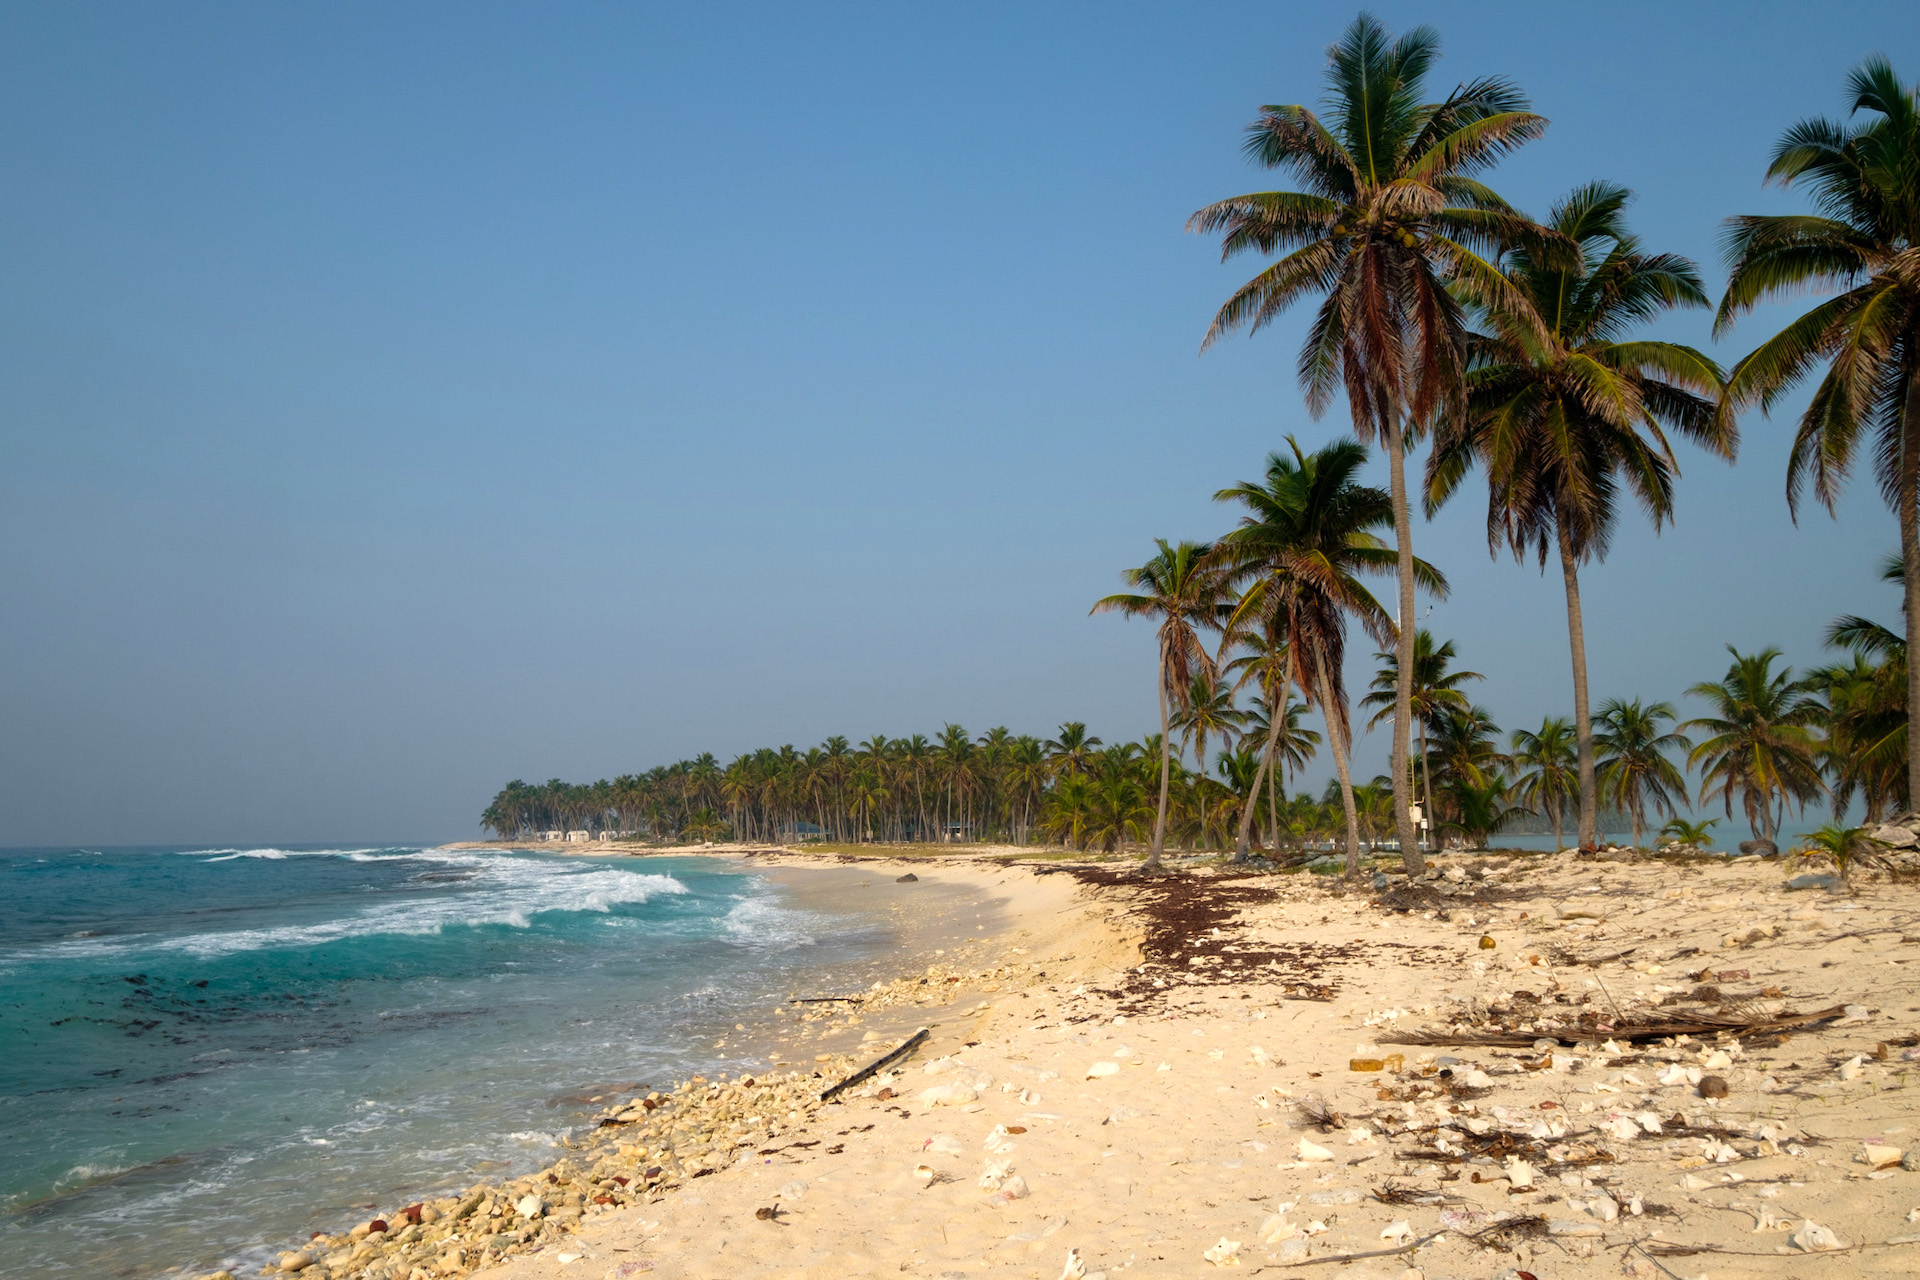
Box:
484;19;1916;870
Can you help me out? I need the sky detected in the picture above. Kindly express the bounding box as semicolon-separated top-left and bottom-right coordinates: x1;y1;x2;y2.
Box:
1;1;1913;846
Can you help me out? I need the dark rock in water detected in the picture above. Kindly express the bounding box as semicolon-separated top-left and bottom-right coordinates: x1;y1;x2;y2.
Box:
895;873;918;883
1737;839;1778;858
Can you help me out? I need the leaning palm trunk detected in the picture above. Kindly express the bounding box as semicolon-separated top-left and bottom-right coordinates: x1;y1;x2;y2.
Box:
1317;658;1364;877
1556;520;1599;850
1148;671;1172;871
1386;419;1426;875
1234;649;1296;862
1904;371;1920;811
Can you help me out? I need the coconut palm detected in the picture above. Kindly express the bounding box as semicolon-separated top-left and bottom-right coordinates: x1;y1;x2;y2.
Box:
1091;540;1223;870
1213;436;1446;874
1794;823;1886;890
1658;816;1718;850
1811;552;1908;819
1360;630;1484;847
1173;671;1252;775
1716;58;1920;807
1683;648;1827;846
1044;722;1104;779
1240;688;1322;850
1442;776;1526;849
1510;716;1580;851
1191;13;1550;872
1592;698;1692;850
1428;181;1731;851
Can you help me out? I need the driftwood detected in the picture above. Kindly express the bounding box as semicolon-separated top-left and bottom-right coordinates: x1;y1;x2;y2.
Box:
791;995;865;1004
819;1027;930;1102
1274;1232;1443;1267
1382;1003;1847;1048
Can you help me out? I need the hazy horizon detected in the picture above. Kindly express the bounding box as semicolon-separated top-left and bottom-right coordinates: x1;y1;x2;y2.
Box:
3;1;1914;846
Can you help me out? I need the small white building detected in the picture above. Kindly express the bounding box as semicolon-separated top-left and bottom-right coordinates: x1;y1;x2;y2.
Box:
566;830;592;843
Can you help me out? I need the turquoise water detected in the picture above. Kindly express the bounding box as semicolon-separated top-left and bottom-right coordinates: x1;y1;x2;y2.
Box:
0;846;889;1279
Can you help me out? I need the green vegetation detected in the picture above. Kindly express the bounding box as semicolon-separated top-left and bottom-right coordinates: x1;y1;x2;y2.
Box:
481;18;1916;862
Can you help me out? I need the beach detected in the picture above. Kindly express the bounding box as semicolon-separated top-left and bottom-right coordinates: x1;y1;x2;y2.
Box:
224;848;1920;1280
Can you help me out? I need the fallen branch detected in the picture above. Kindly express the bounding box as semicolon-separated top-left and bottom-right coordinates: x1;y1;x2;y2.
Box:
819;1027;930;1102
1382;1004;1847;1047
1271;1231;1443;1267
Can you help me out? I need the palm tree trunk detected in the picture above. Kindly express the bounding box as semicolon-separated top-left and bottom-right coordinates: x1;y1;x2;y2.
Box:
1317;657;1364;877
1235;649;1295;861
1902;365;1920;812
1418;721;1433;854
1557;519;1599;851
1551;803;1563;853
1149;668;1171;871
1385;417;1425;875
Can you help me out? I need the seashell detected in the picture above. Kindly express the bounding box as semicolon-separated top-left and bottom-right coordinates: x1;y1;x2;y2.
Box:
1257;1214;1298;1244
515;1194;546;1218
1345;1127;1373;1145
920;1084;979;1106
1658;1063;1689;1086
1603;1114;1640;1141
1111;1044;1133;1058
1381;1220;1414;1246
978;1159;1011;1190
1635;1111;1664;1133
925;1134;964;1155
999;1174;1030;1199
1296;1138;1334;1162
1860;1142;1903;1167
1249;1046;1270;1066
912;1163;936;1182
1837;1055;1864;1081
1086;1061;1119;1079
1504;1156;1534;1188
1202;1237;1242;1266
1701;1049;1732;1070
1790;1219;1846;1252
1058;1249;1086;1280
1020;1088;1041;1105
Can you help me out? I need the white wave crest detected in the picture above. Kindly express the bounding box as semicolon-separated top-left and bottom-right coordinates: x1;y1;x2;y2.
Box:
189;847;397;862
42;854;690;958
721;894;819;950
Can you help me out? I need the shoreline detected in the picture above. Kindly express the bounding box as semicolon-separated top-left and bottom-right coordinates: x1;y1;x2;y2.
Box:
210;849;1920;1280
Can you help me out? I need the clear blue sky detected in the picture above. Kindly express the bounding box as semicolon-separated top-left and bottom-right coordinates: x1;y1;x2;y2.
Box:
1;1;1912;845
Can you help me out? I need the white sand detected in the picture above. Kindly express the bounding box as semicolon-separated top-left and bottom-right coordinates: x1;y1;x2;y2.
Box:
322;851;1920;1280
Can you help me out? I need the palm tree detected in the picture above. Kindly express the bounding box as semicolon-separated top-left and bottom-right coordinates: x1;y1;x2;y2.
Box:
1213;436;1446;874
1428;181;1730;851
1360;630;1484;847
1192;13;1550;873
1592;698;1692;850
1812;552;1908;820
1044;723;1104;779
1794;823;1886;889
1091;539;1222;870
1683;647;1827;847
1240;688;1321;850
1659;816;1718;850
1173;671;1252;775
1717;58;1920;808
1510;716;1580;850
1442;776;1525;849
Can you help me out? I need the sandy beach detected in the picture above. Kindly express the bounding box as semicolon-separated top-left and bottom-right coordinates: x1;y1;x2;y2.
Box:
222;848;1920;1280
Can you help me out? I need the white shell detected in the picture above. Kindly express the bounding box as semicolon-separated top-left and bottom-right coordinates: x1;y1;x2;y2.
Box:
1058;1248;1086;1280
1504;1156;1534;1189
919;1084;980;1106
1380;1220;1414;1246
1296;1138;1334;1162
1790;1219;1846;1252
1086;1061;1120;1079
912;1163;935;1182
515;1194;546;1218
1202;1237;1242;1266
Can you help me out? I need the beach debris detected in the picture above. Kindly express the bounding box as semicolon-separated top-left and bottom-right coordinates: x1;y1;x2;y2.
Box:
1086;1060;1120;1079
1697;1075;1729;1098
1480;936;1497;949
1839;1054;1865;1081
1059;1249;1087;1280
912;1163;936;1183
979;1159;1012;1189
920;1083;979;1106
1790;1219;1847;1252
1381;1221;1415;1246
986;1174;1031;1207
556;1252;582;1264
895;873;918;882
1505;1156;1535;1188
1257;1210;1300;1244
514;1194;546;1219
1384;1002;1848;1048
822;1027;930;1101
1860;1142;1904;1168
776;1180;808;1199
925;1134;964;1155
754;1205;783;1221
1202;1237;1243;1266
1297;1138;1335;1162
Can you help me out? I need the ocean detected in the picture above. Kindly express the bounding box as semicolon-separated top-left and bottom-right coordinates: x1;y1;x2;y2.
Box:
0;845;914;1279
